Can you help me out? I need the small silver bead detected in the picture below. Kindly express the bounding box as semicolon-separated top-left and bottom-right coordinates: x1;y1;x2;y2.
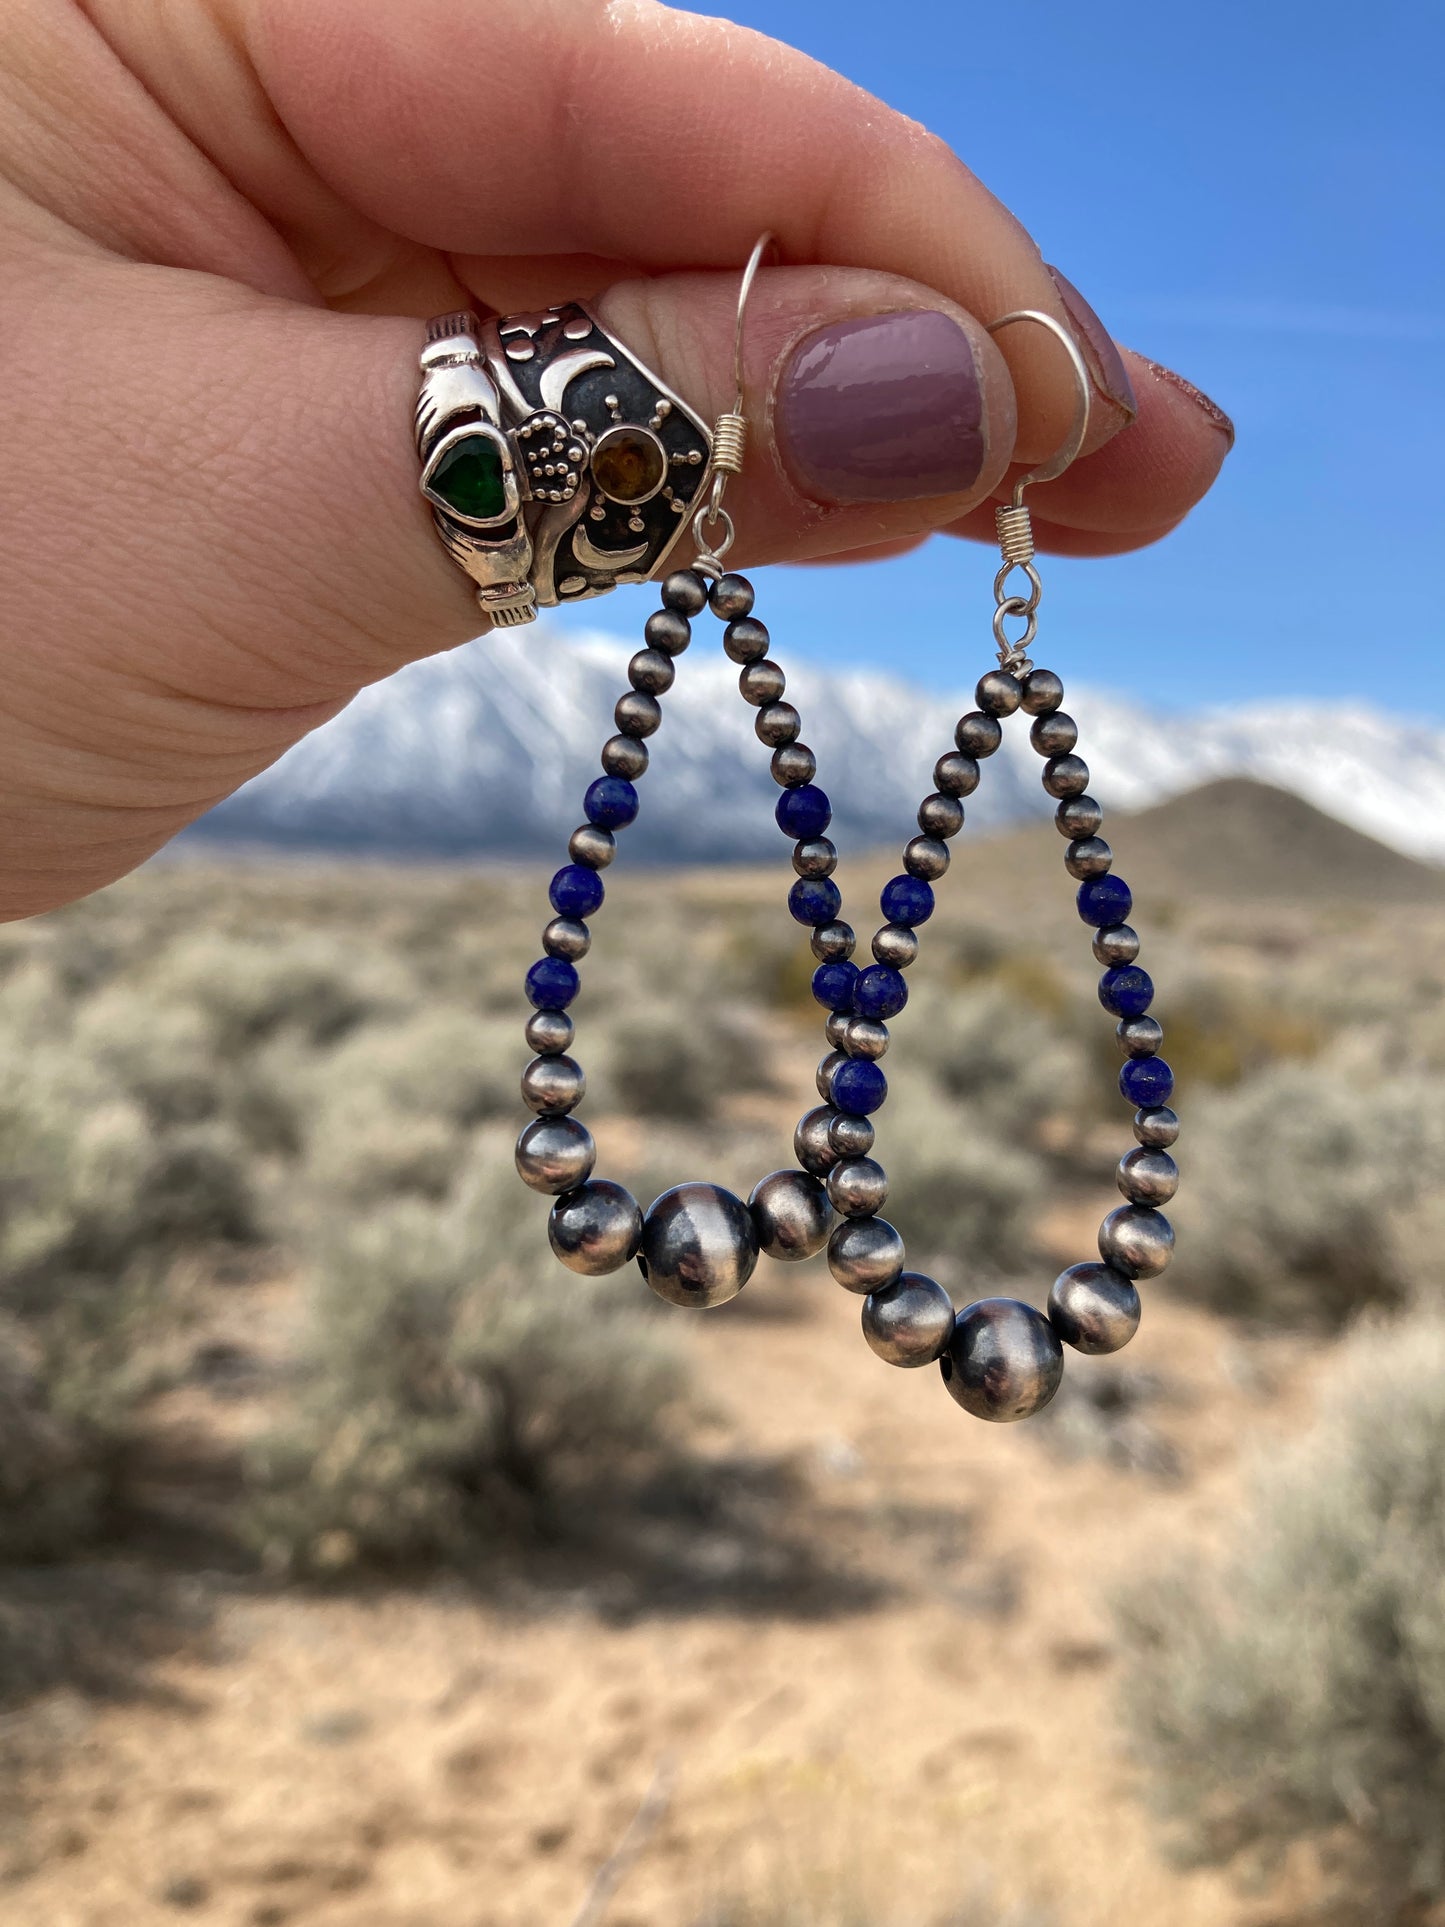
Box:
794;1105;842;1176
756;701;801;746
811;921;855;963
842;1017;889;1060
644;608;692;655
1048;1263;1140;1355
863;1273;954;1367
515;1116;595;1194
918;792;964;839
709;572;754;619
904;835;950;881
872;924;919;969
827;1156;888;1218
615;690;661;738
827;1215;905;1293
525;1008;574;1055
828;1112;875;1157
817;1050;846;1101
934;752;981;797
629;646;676;695
1099;1204;1174;1279
601;733;648;779
1118;1147;1179;1205
739;660;786;706
1056;795;1104;839
1117;1016;1163;1058
976;670;1023;716
1030;711;1078;757
793;837;838;878
940;1298;1063;1421
521;1053;586;1116
1043;753;1090;798
1093;923;1140;965
749;1168;833;1261
543;916;590;960
825;1009;852;1050
723;616;770;663
1021;668;1065;714
661;569;706;615
955;712;1003;758
569;824;615;869
1065;836;1113;880
771;742;817;788
1133;1105;1180;1149
639;1182;759;1306
548;1179;642;1275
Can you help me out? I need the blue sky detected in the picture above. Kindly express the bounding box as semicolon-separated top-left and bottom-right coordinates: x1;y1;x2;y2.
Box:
551;0;1445;713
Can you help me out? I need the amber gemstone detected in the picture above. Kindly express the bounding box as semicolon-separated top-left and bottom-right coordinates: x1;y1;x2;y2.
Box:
428;434;507;520
590;425;667;504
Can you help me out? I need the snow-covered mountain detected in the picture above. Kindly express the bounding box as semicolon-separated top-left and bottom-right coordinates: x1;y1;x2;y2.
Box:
191;628;1445;863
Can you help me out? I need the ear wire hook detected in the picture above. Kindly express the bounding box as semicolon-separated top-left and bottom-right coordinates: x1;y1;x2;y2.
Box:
691;231;774;575
986;307;1092;505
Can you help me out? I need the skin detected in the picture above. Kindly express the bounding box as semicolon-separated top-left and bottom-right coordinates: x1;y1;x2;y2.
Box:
0;0;1231;919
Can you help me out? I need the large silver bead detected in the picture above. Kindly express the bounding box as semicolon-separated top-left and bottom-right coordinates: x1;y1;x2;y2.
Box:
1093;923;1140;965
647;603;694;648
1099;1204;1174;1279
749;1169;833;1261
1064;837;1112;881
904;835;950;881
543;915;591;960
918;792;965;839
817;1050;846;1101
525;1009;574;1055
827;1156;889;1218
568;824;615;869
1133;1105;1180;1149
828;1112;875;1158
940;1298;1064;1422
739;659;785;705
639;1182;759;1307
709;572;755;619
1056;795;1103;839
1029;711;1078;757
825;1008;852;1051
1042;753;1090;798
976;669;1023;716
863;1272;955;1368
660;570;706;616
629;646;676;695
1021;668;1065;714
934;752;981;797
756;700;801;746
827;1215;905;1294
601;733;648;779
793;837;837;878
516;1116;595;1194
771;743;815;787
794;1105;843;1176
521;1053;586;1116
614;690;661;738
872;924;919;969
722;616;769;663
811;921;855;962
548;1180;643;1275
1048;1263;1140;1355
1118;1147;1179;1205
954;712;1003;758
1116;1016;1163;1057
842;1017;889;1061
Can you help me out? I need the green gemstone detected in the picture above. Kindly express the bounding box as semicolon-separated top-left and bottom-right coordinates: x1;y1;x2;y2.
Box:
429;435;507;520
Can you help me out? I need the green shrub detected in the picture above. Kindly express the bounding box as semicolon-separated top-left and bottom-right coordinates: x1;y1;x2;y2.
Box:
890;984;1086;1146
877;1077;1042;1280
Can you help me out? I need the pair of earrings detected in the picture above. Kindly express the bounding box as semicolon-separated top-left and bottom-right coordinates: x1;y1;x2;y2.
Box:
512;242;1178;1426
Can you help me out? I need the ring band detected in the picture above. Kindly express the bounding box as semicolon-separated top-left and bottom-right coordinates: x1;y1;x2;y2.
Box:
417;304;713;626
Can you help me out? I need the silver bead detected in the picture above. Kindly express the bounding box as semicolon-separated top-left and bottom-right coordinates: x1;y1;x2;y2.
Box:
615;690;661;738
601;733;648;778
1042;753;1090;798
904;835;950;881
1116;1016;1163;1057
709;572;754;619
521;1053;585;1116
828;1112;875;1158
1133;1105;1180;1149
749;1169;833;1261
569;824;615;869
825;1008;852;1051
1093;923;1140;965
771;742;816;788
644;607;692;654
811;921;855;963
1056;795;1104;839
756;701;800;746
1021;668;1065;715
795;1105;842;1176
543;915;590;960
723;616;769;663
954;712;1003;758
872;924;919;969
629;646;676;695
661;569;706;616
863;1272;954;1367
1030;711;1078;757
1048;1263;1140;1355
794;838;838;878
515;1116;595;1194
817;1050;846;1101
975;670;1023;716
1065;836;1112;880
639;1182;759;1307
548;1180;642;1275
918;792;964;839
940;1298;1063;1421
934;752;981;797
1099;1205;1174;1279
1118;1147;1179;1205
827;1215;905;1294
739;660;785;706
842;1017;889;1060
525;1009;574;1055
827;1156;888;1217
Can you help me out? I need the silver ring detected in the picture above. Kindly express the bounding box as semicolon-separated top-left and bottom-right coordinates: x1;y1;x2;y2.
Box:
416;304;713;626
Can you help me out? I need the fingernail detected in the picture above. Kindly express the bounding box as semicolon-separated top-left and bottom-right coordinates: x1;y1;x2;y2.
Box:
775;310;985;506
1045;266;1138;422
1137;356;1236;450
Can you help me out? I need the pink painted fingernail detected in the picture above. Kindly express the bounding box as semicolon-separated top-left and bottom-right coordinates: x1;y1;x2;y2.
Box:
1045;266;1138;422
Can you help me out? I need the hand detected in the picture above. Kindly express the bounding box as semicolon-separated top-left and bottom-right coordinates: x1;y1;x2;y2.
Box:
0;0;1232;917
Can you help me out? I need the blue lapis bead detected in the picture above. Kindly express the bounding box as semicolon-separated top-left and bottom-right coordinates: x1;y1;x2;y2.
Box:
1099;965;1154;1019
776;784;832;839
526;957;580;1010
549;864;605;919
584;776;639;830
1077;874;1133;928
812;961;860;1011
830;1058;888;1115
880;874;934;926
1120;1055;1174;1107
853;964;908;1020
790;877;842;926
